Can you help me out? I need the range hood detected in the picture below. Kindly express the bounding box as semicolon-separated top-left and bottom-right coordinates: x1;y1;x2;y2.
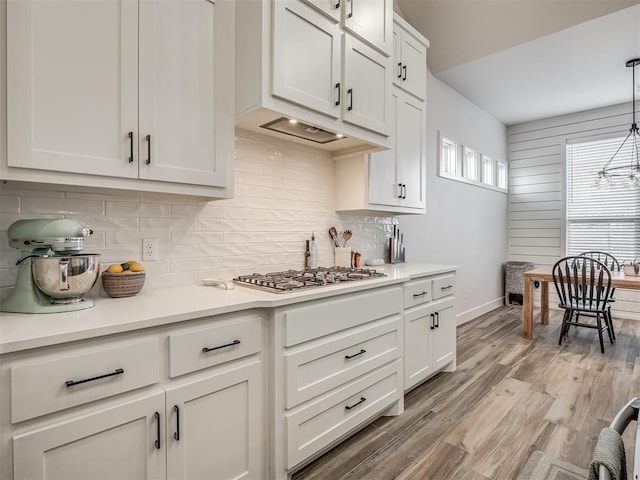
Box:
260;117;345;144
235;107;388;157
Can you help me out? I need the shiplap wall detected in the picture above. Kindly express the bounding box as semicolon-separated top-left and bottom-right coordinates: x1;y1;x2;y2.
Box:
507;102;639;320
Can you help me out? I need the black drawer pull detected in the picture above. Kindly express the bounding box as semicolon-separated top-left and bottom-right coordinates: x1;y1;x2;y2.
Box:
435;311;440;328
441;285;454;290
65;368;124;387
335;82;341;106
345;349;366;360
402;65;407;81
347;88;353;111
174;405;180;441
202;339;240;353
127;131;134;163
154;412;161;449
413;291;428;298
430;313;435;330
145;134;151;165
345;397;366;411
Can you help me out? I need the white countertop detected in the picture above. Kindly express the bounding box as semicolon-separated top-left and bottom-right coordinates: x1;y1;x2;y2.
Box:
0;263;457;354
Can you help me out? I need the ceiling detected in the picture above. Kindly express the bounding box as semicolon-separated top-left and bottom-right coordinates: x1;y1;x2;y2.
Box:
395;0;640;126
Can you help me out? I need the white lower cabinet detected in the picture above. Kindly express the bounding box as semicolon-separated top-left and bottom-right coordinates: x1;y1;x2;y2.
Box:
165;361;263;480
404;273;457;392
271;285;404;479
2;312;265;480
13;392;167;480
1;271;459;480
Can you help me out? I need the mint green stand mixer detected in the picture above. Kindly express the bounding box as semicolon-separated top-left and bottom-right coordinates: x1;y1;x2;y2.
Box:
1;219;101;314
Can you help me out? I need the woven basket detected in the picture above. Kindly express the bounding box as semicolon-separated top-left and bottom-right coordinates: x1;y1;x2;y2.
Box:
101;272;145;298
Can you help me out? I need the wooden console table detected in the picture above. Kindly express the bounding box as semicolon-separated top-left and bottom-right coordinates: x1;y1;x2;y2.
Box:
522;266;640;339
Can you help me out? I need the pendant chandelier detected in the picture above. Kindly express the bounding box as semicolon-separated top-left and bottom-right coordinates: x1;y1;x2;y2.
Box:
595;58;640;189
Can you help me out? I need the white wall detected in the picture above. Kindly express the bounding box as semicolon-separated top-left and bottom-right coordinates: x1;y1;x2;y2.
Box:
507;102;639;320
400;72;508;324
0;129;396;296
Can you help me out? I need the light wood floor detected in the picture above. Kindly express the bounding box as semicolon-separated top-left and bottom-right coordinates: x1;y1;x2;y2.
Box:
292;306;639;480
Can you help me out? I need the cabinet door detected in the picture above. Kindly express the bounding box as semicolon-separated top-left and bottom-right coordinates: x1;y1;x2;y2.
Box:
272;0;341;119
368;92;399;207
397;93;425;209
432;303;456;371
7;0;138;178
139;0;231;187
394;30;427;100
404;305;433;392
13;392;165;480
165;361;263;480
301;0;341;21
343;35;391;135
343;0;392;55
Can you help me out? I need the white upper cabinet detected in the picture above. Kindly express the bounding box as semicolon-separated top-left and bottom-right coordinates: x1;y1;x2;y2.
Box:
236;0;393;154
272;1;342;118
343;34;392;135
368;90;425;210
335;13;427;215
392;15;428;101
302;0;392;55
7;0;139;179
343;0;393;55
4;0;234;198
138;0;229;188
301;0;341;22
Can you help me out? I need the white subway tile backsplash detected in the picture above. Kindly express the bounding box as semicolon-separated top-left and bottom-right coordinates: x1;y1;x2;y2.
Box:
198;244;246;257
173;231;224;245
193;205;224;219
0;129;395;291
71;216;139;232
22;197;105;216
197;218;246;233
139;217;197;233
106;201;171;218
224;232;266;244
171;257;223;273
163;244;200;259
234;183;265;199
243;172;283;189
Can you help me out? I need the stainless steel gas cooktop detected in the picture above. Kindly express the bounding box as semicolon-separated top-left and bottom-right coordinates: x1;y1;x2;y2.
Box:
233;267;386;293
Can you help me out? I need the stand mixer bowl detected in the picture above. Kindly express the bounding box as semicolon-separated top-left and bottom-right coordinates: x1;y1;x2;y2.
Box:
32;254;101;304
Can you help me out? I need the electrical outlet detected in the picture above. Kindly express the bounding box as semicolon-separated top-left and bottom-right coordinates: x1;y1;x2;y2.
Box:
142;238;158;261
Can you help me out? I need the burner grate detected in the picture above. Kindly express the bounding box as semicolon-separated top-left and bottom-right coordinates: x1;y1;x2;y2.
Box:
233;267;385;293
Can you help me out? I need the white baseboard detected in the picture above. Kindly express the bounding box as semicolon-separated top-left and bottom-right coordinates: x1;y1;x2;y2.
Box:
456;297;505;326
456;298;640;326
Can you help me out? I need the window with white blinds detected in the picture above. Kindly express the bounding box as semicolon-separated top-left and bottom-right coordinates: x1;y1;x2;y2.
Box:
566;136;640;264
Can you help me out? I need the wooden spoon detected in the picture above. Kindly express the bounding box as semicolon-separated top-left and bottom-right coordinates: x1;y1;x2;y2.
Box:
329;227;340;247
342;229;352;247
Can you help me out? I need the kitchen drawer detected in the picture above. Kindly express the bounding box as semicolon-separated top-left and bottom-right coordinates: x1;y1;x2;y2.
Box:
285;360;400;470
432;273;456;300
282;286;402;347
403;277;432;308
11;337;160;423
168;313;262;378
284;317;401;408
